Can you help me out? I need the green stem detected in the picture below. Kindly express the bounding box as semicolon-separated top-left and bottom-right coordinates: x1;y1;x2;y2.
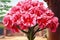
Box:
17;24;46;40
33;27;46;36
26;27;35;40
20;30;28;33
17;25;28;33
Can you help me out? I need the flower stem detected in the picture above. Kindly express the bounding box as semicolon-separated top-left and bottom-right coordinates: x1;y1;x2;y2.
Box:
26;27;35;40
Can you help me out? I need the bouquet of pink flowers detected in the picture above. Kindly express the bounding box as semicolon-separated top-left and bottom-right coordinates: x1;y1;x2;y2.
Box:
3;0;59;40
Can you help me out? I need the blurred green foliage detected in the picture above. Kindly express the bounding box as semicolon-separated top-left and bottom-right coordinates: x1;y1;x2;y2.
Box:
0;0;11;2
0;0;12;22
0;16;4;22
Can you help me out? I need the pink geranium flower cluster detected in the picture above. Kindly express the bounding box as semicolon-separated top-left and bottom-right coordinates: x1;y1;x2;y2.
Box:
3;0;59;32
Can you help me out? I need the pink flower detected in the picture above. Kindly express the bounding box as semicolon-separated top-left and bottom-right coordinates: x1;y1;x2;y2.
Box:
11;23;20;32
11;13;22;23
47;17;59;32
37;18;47;29
31;1;38;7
34;7;42;16
19;23;28;30
17;2;21;6
22;13;36;27
10;6;20;15
3;15;12;27
21;3;31;11
3;15;12;30
46;10;54;19
3;15;20;32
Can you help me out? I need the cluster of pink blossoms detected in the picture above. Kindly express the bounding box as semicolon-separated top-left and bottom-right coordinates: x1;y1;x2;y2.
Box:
3;0;59;32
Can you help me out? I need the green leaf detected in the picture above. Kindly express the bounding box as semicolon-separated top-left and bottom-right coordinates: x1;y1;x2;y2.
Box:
0;16;4;22
0;0;11;2
0;12;5;15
